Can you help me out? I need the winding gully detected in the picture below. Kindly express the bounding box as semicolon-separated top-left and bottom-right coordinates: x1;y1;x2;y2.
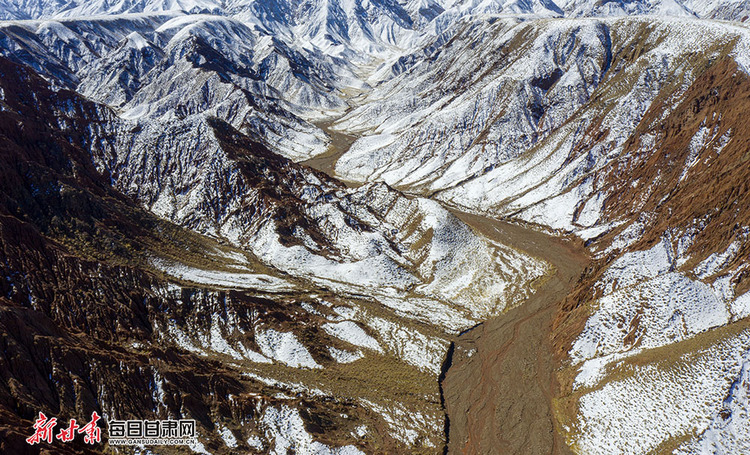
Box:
302;120;590;455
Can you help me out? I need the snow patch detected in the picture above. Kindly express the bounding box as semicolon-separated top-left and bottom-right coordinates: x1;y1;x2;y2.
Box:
322;321;382;353
255;329;322;369
261;405;364;455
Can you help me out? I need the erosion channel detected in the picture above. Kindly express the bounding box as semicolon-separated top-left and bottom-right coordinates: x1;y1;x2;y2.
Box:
303;122;589;455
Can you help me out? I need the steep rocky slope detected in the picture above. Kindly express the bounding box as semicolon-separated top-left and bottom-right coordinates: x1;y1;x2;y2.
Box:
0;14;349;160
551;56;750;455
333;15;750;233
0;49;549;453
329;12;750;455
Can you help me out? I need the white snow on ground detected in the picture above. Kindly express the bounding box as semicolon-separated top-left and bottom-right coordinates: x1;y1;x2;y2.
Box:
207;313;247;360
573;330;750;455
328;346;364;364
568;225;750;453
247;435;265;450
597;239;674;292
247;185;549;333
211;247;249;265
332;305;357;320
241;372;327;398
349;292;475;334
359;399;442;448
218;425;238;448
572;351;635;390
732;289;750;321
151;367;167;410
694;240;742;279
261;405;364;455
188;439;212;454
352;425;368;439
571;272;729;366
151;258;295;292
409;198;551;318
255;328;322;369
367;317;447;374
604;216;651;255
250;222;419;291
570;238;737;390
165;320;201;354
322;321;383;353
163;318;272;364
674;356;750;454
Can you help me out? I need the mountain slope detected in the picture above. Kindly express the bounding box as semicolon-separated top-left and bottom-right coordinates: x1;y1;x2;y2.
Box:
550;56;750;454
3;1;750;454
0;49;555;453
0;14;354;160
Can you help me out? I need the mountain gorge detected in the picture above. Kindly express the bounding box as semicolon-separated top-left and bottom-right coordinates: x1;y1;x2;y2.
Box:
1;1;750;454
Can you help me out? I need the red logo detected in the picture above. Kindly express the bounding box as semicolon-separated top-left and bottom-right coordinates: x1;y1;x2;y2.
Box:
55;418;79;443
27;411;101;445
78;411;102;444
26;412;57;445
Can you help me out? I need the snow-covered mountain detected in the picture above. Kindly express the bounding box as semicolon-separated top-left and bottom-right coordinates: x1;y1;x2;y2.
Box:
5;0;747;65
2;1;750;454
0;13;360;159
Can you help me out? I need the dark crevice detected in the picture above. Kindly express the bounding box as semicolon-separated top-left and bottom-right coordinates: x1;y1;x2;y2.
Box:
438;341;455;455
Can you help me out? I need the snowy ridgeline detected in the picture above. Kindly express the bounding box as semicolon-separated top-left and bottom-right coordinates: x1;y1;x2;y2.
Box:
334;16;750;240
0;13;350;160
0;43;556;453
5;0;750;42
26;67;549;337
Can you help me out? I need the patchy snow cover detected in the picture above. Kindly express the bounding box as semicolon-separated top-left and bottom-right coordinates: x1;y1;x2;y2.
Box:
568;222;750;453
328;346;364;364
247;434;265;450
694;240;742;279
597;238;675;292
674;356;750;454
360;399;442;448
255;328;322;369
732;288;750;321
151;258;295;292
330;16;750;248
572;330;750;455
218;425;238;448
572;271;731;383
570;240;733;389
367;317;447;374
248;183;549;333
187;439;213;454
261;405;364;455
162;316;272;364
322;321;383;353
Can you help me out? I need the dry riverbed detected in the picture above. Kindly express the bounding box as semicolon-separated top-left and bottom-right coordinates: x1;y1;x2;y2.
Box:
302;122;589;455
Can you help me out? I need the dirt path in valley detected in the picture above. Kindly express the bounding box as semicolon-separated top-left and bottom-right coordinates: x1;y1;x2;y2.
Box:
441;210;589;455
301;122;589;455
300;121;361;188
